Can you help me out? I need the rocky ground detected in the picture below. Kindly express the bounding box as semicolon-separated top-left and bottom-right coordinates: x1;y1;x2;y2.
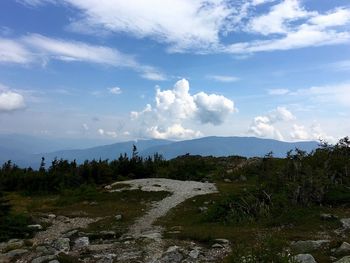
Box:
0;179;230;263
2;179;350;262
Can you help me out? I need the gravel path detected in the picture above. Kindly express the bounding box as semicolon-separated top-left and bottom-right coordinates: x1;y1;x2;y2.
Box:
109;178;217;237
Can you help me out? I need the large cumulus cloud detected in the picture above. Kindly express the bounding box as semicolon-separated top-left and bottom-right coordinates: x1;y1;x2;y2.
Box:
131;79;235;140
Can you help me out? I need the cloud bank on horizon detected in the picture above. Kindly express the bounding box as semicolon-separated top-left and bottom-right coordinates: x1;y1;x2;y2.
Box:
0;0;349;142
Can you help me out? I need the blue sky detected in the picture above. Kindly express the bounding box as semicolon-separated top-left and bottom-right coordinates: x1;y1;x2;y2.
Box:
0;0;349;143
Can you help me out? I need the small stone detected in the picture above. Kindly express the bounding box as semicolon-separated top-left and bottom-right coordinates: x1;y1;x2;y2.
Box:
115;214;122;220
104;185;112;190
74;237;89;249
27;224;43;230
224;178;232;183
2;239;24;252
211;243;224;249
48;260;60;263
62;229;78;238
294;254;317;263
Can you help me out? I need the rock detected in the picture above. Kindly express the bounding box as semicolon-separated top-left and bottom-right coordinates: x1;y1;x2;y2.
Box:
341;218;350;229
48;214;56;219
162;246;183;263
291;240;329;253
115;214;122;220
189;248;200;259
214;238;230;245
335;256;350;263
320;213;338;221
99;230;116;238
211;243;224;249
5;248;28;258
31;255;56;263
198;206;208;212
48;260;60;263
52;238;70;253
335;242;350;255
89;201;98;206
239;175;247;181
140;232;162;240
1;239;24;252
294;254;317;263
88;244;113;252
27;224;43;230
224;178;232;183
62;229;78;238
104;185;112;190
35;245;55;255
74;237;89;249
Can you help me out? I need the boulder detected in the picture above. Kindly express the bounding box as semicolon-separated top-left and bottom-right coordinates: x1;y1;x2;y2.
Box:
52;238;70;254
74;237;89;249
291;240;329;253
189;248;200;259
335;256;350;263
340;218;350;229
214;238;230;245
161;246;183;263
31;255;56;263
5;248;28;258
294;254;317;263
115;214;122;220
1;239;24;252
335;242;350;256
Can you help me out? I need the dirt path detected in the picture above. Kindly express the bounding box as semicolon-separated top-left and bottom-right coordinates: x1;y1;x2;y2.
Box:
109;178;217;237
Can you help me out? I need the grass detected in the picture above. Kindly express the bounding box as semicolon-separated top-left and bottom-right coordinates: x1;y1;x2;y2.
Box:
156;181;350;263
5;186;170;238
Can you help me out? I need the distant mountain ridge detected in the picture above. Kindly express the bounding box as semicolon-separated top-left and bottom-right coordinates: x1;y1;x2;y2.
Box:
0;135;319;169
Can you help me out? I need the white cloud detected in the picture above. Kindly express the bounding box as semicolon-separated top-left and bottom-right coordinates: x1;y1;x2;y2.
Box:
269;106;296;122
249;106;295;140
61;0;233;52
0;38;33;64
194;92;235;125
268;88;290;95
108;87;122;95
207;75;239;82
249;115;284;140
16;0;57;6
248;0;313;35
309;8;350;29
146;124;202;140
131;79;235;139
97;128;117;138
290;124;309;140
0;85;26;112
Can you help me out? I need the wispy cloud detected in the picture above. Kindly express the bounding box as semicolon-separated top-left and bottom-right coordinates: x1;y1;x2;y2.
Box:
19;0;350;55
0;33;166;80
207;75;239;83
108;87;122;95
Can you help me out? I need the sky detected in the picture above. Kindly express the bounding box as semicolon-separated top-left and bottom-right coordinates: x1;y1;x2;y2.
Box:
0;0;349;143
